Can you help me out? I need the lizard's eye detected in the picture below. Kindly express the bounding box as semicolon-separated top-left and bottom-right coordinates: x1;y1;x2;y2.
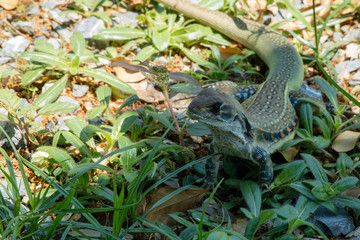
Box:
211;102;222;114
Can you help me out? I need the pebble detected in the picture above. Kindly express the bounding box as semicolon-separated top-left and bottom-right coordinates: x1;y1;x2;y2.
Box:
343;29;360;42
57;116;76;131
52;21;72;42
41;82;55;93
299;84;322;99
73;16;105;39
191;63;206;74
39;26;50;35
322;40;334;49
40;0;64;11
320;35;329;44
333;32;343;42
345;43;360;59
340;25;350;33
12;21;37;35
0;35;30;64
332;49;346;62
49;8;80;25
351;71;360;82
0;120;26;150
0;177;27;199
28;6;41;16
335;59;360;73
1;35;30;56
112;12;139;27
349;80;360;86
57;96;80;106
153;56;170;65
97;57;111;65
72;84;89;98
47;38;61;49
89;117;107;126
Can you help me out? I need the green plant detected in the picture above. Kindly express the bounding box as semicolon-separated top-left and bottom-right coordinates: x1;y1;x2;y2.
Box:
21;31;135;96
62;0;114;25
93;5;230;61
0;87;79;147
0;65;19;85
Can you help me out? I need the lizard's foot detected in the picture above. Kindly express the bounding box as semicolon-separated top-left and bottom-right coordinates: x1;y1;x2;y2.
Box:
195;177;217;189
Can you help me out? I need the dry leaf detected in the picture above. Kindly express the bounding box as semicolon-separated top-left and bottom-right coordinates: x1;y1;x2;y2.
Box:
332;130;360;152
341;187;360;198
280;146;300;162
137;186;208;226
0;0;19;10
113;66;146;83
231;217;248;235
247;0;267;12
218;46;243;59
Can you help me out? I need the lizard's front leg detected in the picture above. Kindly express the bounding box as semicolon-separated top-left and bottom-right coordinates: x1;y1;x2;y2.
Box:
252;146;273;185
200;142;221;188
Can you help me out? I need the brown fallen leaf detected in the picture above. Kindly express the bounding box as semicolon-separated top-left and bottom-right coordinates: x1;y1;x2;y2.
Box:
332;130;360;152
137;186;208;226
0;0;19;10
280;146;300;162
113;66;146;83
231;217;249;236
341;187;360;198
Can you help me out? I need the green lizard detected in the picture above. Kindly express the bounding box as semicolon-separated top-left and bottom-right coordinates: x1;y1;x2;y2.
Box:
155;0;316;187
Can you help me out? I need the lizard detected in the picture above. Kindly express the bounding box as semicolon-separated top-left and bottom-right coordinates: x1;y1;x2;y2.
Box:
154;0;313;187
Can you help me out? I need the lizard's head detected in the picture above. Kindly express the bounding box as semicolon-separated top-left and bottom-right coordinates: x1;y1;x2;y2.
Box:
188;88;252;135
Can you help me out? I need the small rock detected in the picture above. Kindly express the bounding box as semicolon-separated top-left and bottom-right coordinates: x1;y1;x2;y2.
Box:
343;29;360;42
335;59;360;73
191;63;206;74
97;57;111;65
322;40;334;49
299;84;322;100
89;117;107;126
73;16;105;39
6;62;18;70
56;96;80;106
41;83;55;93
320;35;329;44
57;116;76;131
49;8;80;25
332;49;346;62
0;120;26;151
349;80;360;86
293;0;306;10
28;6;40;15
352;71;360;81
52;21;72;42
345;43;360;59
47;38;61;49
333;32;343;42
0;177;27;199
39;25;49;35
72;84;89;98
20;98;31;109
153;56;170;65
112;12;139;27
341;25;350;33
45;121;55;132
12;21;37;35
40;0;64;11
84;101;94;111
1;35;30;57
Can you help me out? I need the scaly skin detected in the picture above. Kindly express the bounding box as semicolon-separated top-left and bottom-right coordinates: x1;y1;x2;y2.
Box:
155;0;305;186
